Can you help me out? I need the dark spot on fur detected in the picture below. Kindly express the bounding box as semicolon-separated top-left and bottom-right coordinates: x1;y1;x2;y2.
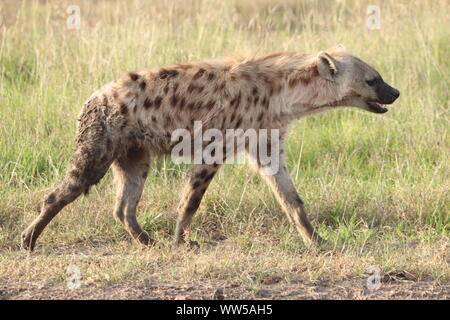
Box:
193;68;205;80
207;72;216;80
129;72;140;81
152;116;157;122
195;101;204;109
187;196;202;212
233;91;242;108
262;96;268;107
205;100;215;110
164;115;172;127
230;91;241;107
300;77;311;85
159;69;179;79
187;83;196;93
120;103;128;115
154;96;163;108
164;84;169;95
143;98;152;109
139;80;147;90
45;193;56;204
252;86;258;96
179;97;186;109
289;76;300;88
257;112;264;122
214;82;226;93
171;94;179;107
230;113;236;123
235;117;242;128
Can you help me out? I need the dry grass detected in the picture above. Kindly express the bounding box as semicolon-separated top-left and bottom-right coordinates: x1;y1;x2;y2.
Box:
0;0;449;298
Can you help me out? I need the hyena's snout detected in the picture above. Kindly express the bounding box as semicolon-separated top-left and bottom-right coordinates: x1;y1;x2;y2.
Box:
377;82;400;105
366;80;400;114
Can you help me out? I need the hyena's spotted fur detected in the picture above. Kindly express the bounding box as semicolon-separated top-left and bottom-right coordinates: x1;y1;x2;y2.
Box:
22;45;399;250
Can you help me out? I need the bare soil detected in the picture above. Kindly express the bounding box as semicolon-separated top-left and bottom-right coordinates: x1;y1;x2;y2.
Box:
1;277;448;300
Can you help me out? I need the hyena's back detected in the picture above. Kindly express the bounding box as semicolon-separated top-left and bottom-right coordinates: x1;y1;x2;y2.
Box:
87;60;280;157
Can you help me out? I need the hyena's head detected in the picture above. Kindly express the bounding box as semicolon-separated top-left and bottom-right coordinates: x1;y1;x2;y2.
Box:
316;47;400;113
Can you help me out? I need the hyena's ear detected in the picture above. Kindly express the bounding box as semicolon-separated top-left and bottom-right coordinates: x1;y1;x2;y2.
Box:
317;52;339;81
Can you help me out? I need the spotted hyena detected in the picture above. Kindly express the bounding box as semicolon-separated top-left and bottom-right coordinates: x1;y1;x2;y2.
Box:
22;45;399;251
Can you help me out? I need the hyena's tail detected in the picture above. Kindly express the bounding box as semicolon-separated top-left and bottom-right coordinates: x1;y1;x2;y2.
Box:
21;96;116;251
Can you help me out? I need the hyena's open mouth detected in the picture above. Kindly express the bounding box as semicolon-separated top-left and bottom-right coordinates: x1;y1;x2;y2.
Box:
366;101;391;113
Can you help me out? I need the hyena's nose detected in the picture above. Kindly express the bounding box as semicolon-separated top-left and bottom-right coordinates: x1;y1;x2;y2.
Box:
392;88;400;99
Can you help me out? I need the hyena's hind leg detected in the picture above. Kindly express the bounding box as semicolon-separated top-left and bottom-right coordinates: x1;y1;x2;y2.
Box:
21;141;115;251
174;164;221;246
112;147;153;246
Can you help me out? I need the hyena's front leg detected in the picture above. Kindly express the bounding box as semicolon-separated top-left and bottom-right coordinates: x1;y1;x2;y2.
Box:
174;164;220;246
248;145;325;246
259;165;324;245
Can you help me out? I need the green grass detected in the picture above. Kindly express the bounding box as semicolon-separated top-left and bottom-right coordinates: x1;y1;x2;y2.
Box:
0;0;448;291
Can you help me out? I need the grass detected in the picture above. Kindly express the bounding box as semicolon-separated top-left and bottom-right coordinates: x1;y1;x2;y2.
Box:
0;0;449;295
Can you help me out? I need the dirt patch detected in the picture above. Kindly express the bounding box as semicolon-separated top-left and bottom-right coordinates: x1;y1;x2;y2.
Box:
1;277;448;300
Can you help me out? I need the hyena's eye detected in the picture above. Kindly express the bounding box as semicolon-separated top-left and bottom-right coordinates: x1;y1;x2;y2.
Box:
366;78;378;86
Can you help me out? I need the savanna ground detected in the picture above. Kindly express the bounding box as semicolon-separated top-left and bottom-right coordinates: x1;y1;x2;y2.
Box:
0;0;449;300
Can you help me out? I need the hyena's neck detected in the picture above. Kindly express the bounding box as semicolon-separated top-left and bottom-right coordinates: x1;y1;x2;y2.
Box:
233;52;342;123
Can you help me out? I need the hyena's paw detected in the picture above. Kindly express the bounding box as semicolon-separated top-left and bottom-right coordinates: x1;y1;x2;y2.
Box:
21;229;36;252
135;232;156;247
